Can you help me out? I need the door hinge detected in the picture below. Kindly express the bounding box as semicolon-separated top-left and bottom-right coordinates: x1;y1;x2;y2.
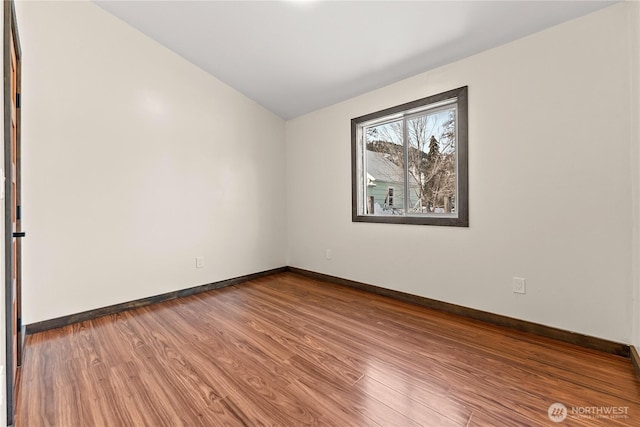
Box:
16;205;20;220
16;93;20;109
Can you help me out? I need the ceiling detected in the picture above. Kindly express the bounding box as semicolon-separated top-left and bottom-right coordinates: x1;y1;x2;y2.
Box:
94;0;618;120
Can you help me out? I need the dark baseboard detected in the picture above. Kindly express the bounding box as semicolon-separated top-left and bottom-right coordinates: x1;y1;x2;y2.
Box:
287;267;631;358
25;265;633;361
631;346;640;382
25;267;287;335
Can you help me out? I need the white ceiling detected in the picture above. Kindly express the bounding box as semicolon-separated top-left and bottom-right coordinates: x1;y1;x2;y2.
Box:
94;0;618;119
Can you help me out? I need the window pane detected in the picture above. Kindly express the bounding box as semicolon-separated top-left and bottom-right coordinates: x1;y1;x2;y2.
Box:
364;120;405;215
351;86;468;226
406;107;456;215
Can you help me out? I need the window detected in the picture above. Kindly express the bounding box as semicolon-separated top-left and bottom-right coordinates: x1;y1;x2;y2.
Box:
351;86;468;226
386;187;394;208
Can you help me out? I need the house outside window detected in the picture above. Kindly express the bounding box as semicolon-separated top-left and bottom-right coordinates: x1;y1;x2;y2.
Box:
351;86;468;226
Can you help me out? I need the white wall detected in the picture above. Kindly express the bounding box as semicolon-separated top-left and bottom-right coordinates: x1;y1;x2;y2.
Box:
631;0;640;349
16;0;287;325
286;2;638;343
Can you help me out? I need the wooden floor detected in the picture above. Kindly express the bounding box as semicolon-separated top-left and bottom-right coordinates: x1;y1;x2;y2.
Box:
16;272;640;426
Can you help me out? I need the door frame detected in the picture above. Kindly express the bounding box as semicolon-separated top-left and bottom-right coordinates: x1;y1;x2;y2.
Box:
3;0;21;425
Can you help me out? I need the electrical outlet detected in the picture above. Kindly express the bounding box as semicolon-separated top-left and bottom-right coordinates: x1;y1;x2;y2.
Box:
513;277;526;294
325;249;332;260
196;256;204;268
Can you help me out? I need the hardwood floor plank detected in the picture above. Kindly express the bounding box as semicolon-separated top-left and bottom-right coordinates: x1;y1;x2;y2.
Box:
118;308;285;426
362;358;472;425
135;304;329;426
198;289;368;389
277;274;640;400
354;374;461;426
16;272;640;426
283;377;382;427
271;274;640;407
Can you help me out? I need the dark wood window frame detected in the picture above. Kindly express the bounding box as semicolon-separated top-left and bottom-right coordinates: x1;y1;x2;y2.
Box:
351;86;468;227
